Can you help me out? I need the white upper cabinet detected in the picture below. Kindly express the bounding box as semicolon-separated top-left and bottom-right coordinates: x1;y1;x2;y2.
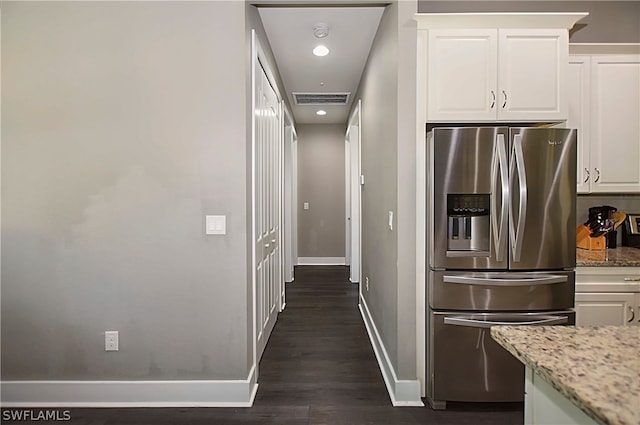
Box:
498;29;567;121
567;55;591;193
426;29;567;122
416;13;587;123
590;55;640;192
427;29;498;121
568;47;640;193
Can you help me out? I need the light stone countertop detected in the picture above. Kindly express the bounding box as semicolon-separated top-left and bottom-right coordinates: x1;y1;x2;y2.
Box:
577;247;640;267
491;326;640;425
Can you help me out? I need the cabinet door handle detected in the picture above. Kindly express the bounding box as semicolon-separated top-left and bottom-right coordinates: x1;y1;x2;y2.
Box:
490;91;496;109
623;277;640;281
583;168;590;183
627;306;635;323
502;91;507;108
594;168;600;183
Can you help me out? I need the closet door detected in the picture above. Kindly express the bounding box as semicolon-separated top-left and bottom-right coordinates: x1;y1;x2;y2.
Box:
255;58;281;360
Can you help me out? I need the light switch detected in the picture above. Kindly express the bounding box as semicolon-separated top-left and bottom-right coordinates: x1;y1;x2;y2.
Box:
206;215;226;235
388;211;393;231
303;202;309;210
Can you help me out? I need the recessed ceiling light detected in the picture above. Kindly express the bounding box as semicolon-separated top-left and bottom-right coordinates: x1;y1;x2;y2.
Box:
313;45;329;57
316;110;327;116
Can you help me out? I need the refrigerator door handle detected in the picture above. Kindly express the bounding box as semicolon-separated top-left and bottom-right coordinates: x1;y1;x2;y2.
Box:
491;133;509;262
444;315;568;329
509;134;527;262
443;274;568;286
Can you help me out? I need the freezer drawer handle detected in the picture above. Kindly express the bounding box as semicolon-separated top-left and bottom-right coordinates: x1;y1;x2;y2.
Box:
443;274;568;286
444;315;568;328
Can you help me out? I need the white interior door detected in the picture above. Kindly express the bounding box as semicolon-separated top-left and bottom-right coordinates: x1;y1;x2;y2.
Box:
254;53;281;360
346;101;362;284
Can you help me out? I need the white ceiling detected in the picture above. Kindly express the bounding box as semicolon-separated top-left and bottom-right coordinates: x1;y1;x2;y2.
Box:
258;6;385;125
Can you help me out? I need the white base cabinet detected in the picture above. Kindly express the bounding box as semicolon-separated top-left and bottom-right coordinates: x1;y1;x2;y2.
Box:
524;367;597;425
575;267;640;326
575;292;637;326
568;46;640;193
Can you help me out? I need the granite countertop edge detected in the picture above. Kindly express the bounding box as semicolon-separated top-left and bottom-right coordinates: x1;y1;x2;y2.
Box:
490;327;638;425
576;246;640;267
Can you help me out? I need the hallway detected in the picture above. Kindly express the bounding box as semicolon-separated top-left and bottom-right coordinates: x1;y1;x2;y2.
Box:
1;266;523;424
254;265;389;409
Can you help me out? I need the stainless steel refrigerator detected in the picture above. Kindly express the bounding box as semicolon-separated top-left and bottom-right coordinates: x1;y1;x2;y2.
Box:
426;126;577;409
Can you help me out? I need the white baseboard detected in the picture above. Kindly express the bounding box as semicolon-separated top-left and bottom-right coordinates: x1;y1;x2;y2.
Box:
359;295;424;407
1;366;258;407
297;257;345;266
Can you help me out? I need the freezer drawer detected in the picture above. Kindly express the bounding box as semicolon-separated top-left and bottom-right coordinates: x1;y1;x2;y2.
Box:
427;310;574;408
429;270;575;311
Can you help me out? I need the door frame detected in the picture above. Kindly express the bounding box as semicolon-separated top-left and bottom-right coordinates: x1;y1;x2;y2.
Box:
345;100;362;285
282;102;297;287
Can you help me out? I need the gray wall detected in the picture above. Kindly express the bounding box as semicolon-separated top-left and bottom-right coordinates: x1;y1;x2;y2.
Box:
2;1;251;380
357;2;399;373
297;124;346;258
352;0;418;380
418;1;640;43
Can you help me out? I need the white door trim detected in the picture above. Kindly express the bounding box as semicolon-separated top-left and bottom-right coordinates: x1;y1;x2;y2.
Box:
250;28;258;389
282;103;297;285
346;100;362;285
345;135;351;267
415;29;427;397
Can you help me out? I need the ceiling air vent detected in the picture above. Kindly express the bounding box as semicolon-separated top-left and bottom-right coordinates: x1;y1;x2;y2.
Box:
292;92;350;106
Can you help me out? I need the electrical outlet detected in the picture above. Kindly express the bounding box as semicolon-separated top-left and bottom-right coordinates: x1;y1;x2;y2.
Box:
365;276;369;291
105;331;119;351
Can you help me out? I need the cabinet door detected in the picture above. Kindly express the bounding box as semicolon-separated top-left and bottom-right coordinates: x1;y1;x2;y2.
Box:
567;56;591;193
590;55;640;193
575;292;636;326
427;29;498;121
498;29;568;121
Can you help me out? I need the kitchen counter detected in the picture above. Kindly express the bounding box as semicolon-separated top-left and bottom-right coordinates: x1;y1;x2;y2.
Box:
491;326;640;425
577;246;640;267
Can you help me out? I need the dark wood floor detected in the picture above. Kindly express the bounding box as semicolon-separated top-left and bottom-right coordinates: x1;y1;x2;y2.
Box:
1;266;523;424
